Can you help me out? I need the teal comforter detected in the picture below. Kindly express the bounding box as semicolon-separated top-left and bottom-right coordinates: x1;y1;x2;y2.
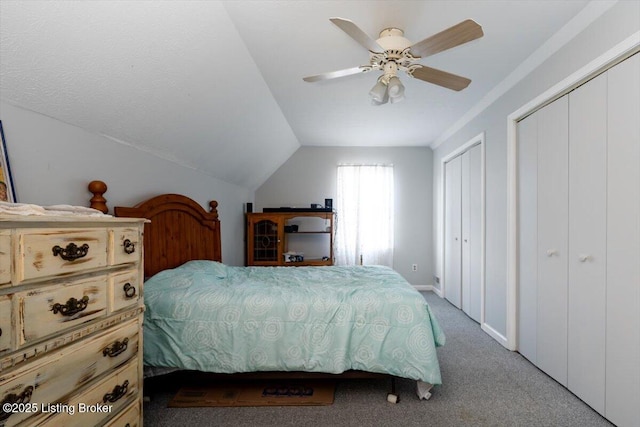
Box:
143;261;445;384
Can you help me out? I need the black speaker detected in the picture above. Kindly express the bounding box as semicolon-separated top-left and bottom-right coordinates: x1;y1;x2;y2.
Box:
246;202;253;213
325;198;333;209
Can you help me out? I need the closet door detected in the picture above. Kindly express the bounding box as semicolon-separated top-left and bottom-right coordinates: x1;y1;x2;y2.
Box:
536;95;569;386
444;155;462;308
568;72;607;414
605;52;640;427
517;110;538;363
462;144;482;322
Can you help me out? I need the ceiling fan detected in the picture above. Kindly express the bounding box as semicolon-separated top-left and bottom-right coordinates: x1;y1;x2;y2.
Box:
303;18;483;105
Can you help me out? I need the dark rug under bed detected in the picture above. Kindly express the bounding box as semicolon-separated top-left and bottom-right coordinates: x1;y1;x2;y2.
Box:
168;380;336;407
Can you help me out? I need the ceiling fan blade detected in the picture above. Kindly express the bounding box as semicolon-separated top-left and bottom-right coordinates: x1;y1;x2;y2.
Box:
329;17;383;53
408;65;471;91
303;66;371;82
409;19;483;58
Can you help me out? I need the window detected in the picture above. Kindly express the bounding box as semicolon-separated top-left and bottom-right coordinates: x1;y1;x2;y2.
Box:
335;164;394;266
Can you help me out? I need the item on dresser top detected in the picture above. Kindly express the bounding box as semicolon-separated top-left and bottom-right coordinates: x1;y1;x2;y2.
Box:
0;120;15;203
0;201;110;216
43;204;110;216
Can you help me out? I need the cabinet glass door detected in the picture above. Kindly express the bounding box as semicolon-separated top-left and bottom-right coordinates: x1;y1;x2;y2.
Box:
252;219;279;262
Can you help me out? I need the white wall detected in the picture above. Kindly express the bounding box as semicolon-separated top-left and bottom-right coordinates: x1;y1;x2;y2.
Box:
255;146;434;288
432;1;640;342
0;102;251;266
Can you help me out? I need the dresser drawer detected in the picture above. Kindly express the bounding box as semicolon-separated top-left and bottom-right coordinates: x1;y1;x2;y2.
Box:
0;320;139;427
0;296;11;353
0;231;10;285
110;227;141;266
103;400;140;427
18;275;108;346
16;228;108;283
108;270;141;314
0;357;56;427
39;359;139;427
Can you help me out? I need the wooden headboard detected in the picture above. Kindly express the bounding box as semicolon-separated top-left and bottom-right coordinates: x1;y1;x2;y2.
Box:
88;182;222;278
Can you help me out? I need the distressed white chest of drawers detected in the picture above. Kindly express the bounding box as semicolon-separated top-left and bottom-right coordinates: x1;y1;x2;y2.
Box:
0;215;146;427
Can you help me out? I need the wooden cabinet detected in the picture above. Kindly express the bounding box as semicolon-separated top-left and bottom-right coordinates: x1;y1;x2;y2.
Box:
246;212;334;266
0;215;145;427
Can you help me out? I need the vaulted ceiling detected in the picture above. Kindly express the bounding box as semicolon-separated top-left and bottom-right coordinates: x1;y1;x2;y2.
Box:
0;1;603;189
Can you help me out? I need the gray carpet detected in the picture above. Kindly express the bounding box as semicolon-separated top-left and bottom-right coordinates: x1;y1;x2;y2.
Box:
142;292;612;426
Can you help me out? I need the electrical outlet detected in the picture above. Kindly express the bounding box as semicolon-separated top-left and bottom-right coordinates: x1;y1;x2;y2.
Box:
412;264;418;272
434;276;440;284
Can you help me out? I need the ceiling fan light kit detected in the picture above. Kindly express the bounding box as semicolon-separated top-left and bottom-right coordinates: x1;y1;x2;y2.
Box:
303;17;484;105
387;76;405;99
368;63;406;105
369;77;389;104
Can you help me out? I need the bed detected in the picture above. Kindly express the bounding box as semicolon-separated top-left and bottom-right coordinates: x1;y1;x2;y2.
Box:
92;184;445;401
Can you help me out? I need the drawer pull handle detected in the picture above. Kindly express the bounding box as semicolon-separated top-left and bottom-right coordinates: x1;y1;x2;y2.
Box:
0;327;2;337
103;380;129;403
1;386;34;422
51;296;89;316
123;239;136;254
103;337;129;358
52;242;90;261
123;283;137;298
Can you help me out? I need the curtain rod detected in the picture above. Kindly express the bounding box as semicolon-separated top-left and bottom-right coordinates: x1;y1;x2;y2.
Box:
337;163;394;167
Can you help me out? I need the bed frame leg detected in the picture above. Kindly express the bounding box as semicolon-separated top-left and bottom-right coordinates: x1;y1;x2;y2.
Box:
416;381;434;400
386;377;399;404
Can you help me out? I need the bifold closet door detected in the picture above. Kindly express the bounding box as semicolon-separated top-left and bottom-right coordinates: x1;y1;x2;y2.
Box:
568;71;607;414
605;52;640;427
444;155;462;309
445;147;481;316
461;144;482;323
517;109;538;364
536;95;569;387
517;52;639;426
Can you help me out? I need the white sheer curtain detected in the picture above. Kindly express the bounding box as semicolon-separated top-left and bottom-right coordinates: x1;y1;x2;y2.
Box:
335;164;394;267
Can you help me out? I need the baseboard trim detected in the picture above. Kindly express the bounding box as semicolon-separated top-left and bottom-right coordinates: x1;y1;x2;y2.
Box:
481;322;510;349
413;285;433;292
431;286;443;298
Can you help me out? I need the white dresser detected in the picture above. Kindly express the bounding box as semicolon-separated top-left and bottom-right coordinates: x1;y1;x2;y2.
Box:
0;215;146;427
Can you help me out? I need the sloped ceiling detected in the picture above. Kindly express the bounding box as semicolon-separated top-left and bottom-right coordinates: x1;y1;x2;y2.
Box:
0;0;600;189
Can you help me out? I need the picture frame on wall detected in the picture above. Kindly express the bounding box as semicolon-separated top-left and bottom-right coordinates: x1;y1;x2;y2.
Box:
0;120;16;202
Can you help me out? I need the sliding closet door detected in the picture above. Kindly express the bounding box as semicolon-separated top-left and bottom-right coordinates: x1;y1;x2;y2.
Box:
444;155;462;309
517;110;538;363
568;72;607;414
462;145;482;323
605;52;640;427
536;95;569;386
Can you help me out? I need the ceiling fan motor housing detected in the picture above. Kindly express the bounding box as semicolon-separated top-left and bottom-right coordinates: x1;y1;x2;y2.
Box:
370;28;420;77
376;28;412;53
